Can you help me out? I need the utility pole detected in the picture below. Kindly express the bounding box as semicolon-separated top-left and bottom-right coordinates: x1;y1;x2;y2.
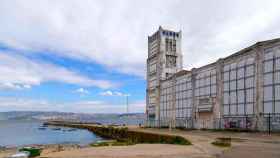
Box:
126;95;129;114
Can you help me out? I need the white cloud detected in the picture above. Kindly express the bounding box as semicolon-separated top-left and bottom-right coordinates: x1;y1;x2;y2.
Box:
1;1;280;77
0;51;116;89
0;83;31;90
99;90;130;97
0;97;55;111
100;90;113;96
0;97;145;113
74;88;89;95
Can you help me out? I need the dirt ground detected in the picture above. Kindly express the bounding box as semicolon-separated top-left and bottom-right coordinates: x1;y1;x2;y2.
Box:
1;127;280;158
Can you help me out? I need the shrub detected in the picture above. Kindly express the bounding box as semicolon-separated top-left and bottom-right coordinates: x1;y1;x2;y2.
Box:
46;122;192;146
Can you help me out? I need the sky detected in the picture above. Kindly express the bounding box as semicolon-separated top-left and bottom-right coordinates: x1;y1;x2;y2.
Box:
0;0;280;113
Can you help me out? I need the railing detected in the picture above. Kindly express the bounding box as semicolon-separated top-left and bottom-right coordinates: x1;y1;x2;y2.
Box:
145;114;280;133
261;113;280;133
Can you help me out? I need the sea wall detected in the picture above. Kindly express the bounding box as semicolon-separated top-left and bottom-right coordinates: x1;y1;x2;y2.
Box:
45;122;191;145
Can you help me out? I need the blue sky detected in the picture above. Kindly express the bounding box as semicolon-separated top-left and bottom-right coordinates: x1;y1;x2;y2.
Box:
0;0;280;113
0;46;146;113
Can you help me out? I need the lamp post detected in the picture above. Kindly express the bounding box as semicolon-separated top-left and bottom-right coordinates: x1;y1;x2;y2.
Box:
126;95;129;114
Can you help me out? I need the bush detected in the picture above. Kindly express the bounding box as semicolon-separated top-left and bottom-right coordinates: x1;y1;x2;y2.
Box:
46;122;192;146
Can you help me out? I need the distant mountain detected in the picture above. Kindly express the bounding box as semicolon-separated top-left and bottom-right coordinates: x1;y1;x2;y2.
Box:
0;111;146;124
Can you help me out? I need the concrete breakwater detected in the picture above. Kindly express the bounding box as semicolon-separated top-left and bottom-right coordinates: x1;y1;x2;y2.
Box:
45;121;191;145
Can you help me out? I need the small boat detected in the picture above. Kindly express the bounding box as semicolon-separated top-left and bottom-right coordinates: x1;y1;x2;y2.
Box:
67;128;77;132
51;127;61;130
42;123;49;127
38;127;46;130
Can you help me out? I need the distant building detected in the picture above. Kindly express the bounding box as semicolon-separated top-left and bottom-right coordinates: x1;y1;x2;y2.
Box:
146;26;280;131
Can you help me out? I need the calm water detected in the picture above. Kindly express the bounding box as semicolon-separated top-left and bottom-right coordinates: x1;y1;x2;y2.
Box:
0;120;102;147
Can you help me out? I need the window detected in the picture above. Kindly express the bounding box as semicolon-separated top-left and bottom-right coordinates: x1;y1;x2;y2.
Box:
237;68;244;78
230;81;237;90
264;61;273;73
230;92;237;104
224;93;229;104
237;90;245;103
264;86;273;101
230;105;237;115
275;101;280;113
274;72;280;83
246;89;254;102
265;51;274;60
264;102;273;113
224;105;229;115
237;79;244;89
238;104;245;115
223;59;255;116
245;77;254;88
264;73;273;85
275;85;280;100
246;103;254;114
230;70;237;79
246;66;254;76
276;59;280;70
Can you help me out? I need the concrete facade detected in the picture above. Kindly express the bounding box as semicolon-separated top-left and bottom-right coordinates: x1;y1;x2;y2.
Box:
146;27;280;131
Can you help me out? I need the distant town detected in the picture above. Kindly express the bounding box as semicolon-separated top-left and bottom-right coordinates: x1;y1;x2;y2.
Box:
0;111;145;123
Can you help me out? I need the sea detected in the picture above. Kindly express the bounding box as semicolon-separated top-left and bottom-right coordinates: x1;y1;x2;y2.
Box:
0;117;145;148
0;120;102;147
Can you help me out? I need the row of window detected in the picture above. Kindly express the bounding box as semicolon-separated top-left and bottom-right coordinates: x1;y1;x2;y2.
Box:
176;90;192;99
160;97;192;108
223;65;255;81
160;108;192;118
223;103;254;115
162;31;179;37
223;57;254;71
223;88;254;104
223;77;255;91
165;39;176;52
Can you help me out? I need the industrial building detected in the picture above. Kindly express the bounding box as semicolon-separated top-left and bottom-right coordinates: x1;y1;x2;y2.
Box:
146;26;280;131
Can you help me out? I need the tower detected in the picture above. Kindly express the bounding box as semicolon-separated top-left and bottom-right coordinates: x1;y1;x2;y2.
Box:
146;26;183;125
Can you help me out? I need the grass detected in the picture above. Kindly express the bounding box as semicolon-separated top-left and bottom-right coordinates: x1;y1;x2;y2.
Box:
211;137;231;147
111;141;135;146
90;140;135;147
90;142;110;147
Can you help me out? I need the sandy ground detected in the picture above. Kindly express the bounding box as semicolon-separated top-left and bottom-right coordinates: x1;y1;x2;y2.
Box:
1;127;280;158
131;127;280;158
42;144;208;158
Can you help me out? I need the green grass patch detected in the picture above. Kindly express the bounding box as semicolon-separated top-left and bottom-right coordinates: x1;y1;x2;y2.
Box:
90;142;110;147
91;140;135;147
211;137;231;147
111;141;135;146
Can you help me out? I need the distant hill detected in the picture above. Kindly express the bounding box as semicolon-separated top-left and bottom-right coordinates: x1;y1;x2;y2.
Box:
0;111;146;124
